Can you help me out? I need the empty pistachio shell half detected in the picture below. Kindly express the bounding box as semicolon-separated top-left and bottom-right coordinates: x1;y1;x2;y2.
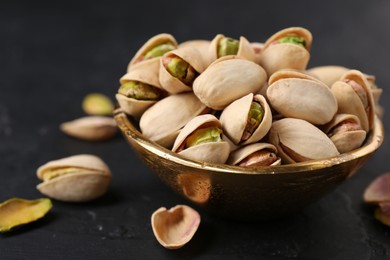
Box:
220;93;272;145
36;154;112;202
0;198;52;233
267;70;338;125
268;118;339;164
151;205;201;249
363;172;390;204
82;93;114;116
60;116;117;141
260;27;312;75
172;114;230;164
193;56;267;110
227;143;281;167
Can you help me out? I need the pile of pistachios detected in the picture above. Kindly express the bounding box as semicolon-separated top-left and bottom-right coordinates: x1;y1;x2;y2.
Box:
116;27;383;166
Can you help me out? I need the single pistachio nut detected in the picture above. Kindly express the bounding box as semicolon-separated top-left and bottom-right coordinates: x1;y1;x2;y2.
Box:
151;205;201;249
363;172;390;204
118;81;161;101
82;93;114;116
36;154;112;202
0;198;52;233
164;55;197;86
218;37;239;57
143;42;176;59
278;35;306;47
60;116;117;141
227;143;281;167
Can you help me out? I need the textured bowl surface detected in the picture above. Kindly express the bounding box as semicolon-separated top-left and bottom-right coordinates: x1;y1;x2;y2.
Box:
114;109;384;220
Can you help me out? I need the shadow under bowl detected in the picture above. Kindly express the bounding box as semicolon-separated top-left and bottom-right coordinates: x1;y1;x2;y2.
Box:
114;109;384;220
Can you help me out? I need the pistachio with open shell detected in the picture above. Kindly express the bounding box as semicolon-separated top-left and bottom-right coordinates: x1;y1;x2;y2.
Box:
227;143;281;167
322;114;366;153
268;118;340;164
220;93;272;145
116;58;165;118
36;154;112;202
140;92;209;148
128;33;177;69
151;205;201;249
0;198;52;233
259;27;312;75
172;114;230;164
159;47;205;94
193;56;267;110
60;116;117;141
331;70;375;132
267;69;338;125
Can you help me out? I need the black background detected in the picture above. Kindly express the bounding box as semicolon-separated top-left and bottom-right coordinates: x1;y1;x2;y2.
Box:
1;0;390;259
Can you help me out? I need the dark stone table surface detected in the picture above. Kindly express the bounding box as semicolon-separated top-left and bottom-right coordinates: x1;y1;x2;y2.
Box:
1;0;390;259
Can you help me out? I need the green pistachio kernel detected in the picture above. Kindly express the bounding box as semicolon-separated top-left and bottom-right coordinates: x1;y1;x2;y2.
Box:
118;81;161;100
185;127;222;148
144;42;175;59
217;37;239;57
166;57;197;85
279;36;306;47
242;102;264;141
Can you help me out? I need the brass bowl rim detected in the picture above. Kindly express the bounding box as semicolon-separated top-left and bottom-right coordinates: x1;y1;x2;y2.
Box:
114;108;384;175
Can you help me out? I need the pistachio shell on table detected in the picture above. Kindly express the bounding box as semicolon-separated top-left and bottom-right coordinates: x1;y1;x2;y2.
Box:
268;118;339;164
151;205;201;249
82;93;114;116
172;114;230;164
259;27;312;75
331;70;375;132
36;154;112;202
193;56;267;110
159;47;206;94
220;93;272;145
227;142;281;167
128;33;178;69
60;116;117;141
140;92;208;149
207;34;256;65
0;198;52;233
363;172;390;204
306;65;349;87
267;69;338;125
322;114;366;153
117;58;165;118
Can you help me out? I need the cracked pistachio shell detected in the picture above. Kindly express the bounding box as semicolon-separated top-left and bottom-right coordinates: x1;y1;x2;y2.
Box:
0;198;52;233
140;93;207;149
307;65;349;87
207;34;256;65
267;69;337;125
363;172;390;204
322;114;366;154
159;47;206;94
36;154;112;202
60;116;117;141
259;27;312;75
117;58;164;117
331;70;375;132
151;205;201;249
128;33;178;68
227;142;281;167
193;56;267;110
220;93;272;145
268;118;339;164
172;114;230;164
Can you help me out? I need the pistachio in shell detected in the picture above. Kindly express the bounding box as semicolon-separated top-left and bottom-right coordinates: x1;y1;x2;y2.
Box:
259;27;312;75
220;93;272;145
151;205;201;249
172;114;230;164
227;143;281;167
0;198;52;233
267;69;337;125
128;33;178;68
306;65;349;87
139;92;208;149
268;118;339;164
36;154;112;202
251;42;264;65
82;93;114;116
322;114;366;153
193;56;267;110
363;172;390;204
60;116;117;141
159;47;205;94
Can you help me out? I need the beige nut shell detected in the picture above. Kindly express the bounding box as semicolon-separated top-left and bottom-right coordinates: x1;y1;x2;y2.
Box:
227;142;281;166
307;65;349;87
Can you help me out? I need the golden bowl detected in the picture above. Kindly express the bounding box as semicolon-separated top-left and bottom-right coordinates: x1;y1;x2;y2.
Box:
114;109;384;220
